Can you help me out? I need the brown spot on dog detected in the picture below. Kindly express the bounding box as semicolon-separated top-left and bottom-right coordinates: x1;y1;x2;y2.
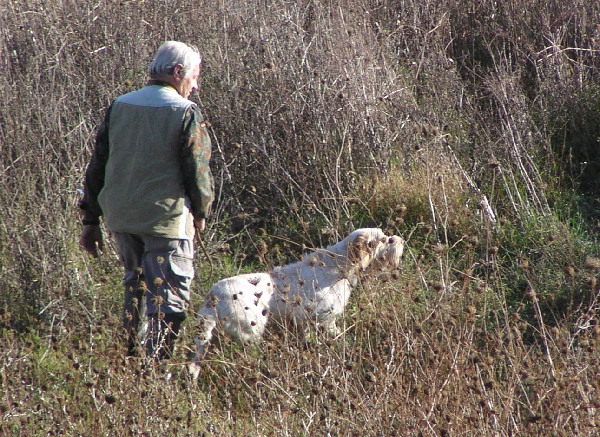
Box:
247;276;262;286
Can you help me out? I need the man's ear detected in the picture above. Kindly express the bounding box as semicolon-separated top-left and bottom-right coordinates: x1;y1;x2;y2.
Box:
173;64;184;79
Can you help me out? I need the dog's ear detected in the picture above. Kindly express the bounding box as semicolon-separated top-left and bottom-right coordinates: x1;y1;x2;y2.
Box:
348;234;366;263
348;233;373;266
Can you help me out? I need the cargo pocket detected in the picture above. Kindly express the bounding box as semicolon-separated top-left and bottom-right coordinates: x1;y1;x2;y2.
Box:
168;251;194;305
170;252;193;285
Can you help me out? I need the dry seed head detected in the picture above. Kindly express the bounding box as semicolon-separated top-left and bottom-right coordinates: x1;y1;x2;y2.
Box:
153;278;164;287
156;256;165;265
320;228;335;239
394;204;407;216
564;265;575;277
589;276;597;290
433;281;444;292
519;259;530;270
433;243;447;254
257;240;268;255
216;243;230;254
524;287;536;302
489;246;499;256
300;220;309;232
585;256;600;271
207;293;219;307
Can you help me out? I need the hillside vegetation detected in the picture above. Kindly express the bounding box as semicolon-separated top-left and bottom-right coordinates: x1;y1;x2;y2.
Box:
1;0;599;435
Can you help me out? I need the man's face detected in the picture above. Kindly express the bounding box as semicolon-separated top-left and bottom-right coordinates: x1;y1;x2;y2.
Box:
177;63;200;99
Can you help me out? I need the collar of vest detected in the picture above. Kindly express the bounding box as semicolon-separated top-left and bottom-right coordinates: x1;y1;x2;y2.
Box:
146;79;178;93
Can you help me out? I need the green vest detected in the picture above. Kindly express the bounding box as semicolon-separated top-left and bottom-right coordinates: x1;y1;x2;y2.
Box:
98;85;195;239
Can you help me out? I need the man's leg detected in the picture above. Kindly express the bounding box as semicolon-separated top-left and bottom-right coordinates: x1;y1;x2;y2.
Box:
142;236;194;360
114;232;147;356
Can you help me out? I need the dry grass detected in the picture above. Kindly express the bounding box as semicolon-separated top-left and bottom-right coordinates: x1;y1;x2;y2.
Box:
1;0;599;435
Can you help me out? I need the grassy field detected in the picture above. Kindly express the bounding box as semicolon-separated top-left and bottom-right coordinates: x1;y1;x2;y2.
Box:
1;0;599;435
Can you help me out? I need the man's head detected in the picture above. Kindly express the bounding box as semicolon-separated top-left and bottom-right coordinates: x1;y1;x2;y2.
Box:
148;41;201;99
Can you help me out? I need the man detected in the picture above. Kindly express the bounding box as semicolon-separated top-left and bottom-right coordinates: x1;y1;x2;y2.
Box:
79;41;214;361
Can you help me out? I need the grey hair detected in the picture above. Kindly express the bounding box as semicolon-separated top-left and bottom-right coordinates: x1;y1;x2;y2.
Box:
148;41;201;79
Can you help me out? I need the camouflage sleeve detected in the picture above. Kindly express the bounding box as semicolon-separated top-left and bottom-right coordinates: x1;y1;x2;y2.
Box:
79;105;112;223
180;105;214;220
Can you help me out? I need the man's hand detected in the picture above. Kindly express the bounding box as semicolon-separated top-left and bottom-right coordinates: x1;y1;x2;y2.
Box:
80;225;104;258
194;218;206;233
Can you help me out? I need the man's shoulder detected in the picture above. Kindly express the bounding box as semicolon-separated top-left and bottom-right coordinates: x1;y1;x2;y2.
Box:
115;85;194;110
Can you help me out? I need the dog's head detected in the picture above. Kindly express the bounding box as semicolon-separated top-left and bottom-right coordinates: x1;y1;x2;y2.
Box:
347;228;404;271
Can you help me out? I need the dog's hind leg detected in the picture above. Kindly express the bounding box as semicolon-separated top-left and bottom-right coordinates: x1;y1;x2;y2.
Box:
188;305;218;380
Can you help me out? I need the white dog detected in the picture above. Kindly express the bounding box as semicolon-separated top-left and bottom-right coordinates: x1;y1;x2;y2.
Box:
188;228;404;378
